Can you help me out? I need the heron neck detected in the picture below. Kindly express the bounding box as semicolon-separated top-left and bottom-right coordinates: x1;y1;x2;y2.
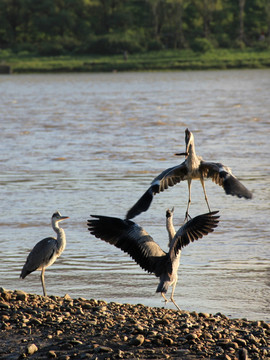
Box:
187;143;200;168
53;222;66;254
166;216;176;247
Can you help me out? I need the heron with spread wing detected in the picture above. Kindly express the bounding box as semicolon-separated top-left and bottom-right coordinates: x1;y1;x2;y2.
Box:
126;128;252;221
88;210;219;311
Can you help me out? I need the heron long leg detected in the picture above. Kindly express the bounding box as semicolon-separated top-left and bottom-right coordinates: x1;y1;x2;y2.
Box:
40;268;47;297
171;297;181;311
200;177;211;212
170;279;181;311
185;179;192;221
161;292;169;304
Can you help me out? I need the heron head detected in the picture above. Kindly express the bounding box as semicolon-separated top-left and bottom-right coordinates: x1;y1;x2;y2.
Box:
166;207;174;218
52;211;69;223
175;128;193;157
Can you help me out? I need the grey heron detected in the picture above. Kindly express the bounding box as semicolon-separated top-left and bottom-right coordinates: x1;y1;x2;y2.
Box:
20;211;69;297
87;210;219;311
126;128;252;220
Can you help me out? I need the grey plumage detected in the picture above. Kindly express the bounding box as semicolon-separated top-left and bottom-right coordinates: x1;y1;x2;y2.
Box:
126;128;252;220
20;211;69;297
87;210;219;311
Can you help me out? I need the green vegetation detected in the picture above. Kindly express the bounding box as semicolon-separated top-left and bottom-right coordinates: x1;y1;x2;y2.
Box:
1;0;270;72
1;0;270;56
1;48;270;73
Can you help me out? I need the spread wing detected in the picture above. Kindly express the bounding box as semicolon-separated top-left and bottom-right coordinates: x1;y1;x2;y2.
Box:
199;161;252;199
126;162;188;220
20;237;57;278
87;215;167;276
169;211;220;259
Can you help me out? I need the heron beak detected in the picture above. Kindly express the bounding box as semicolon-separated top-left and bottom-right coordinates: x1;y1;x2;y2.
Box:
175;152;188;156
60;216;69;220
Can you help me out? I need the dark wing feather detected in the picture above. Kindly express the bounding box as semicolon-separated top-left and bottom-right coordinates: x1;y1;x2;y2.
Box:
87;215;167;276
151;162;188;193
200;161;252;199
169;211;220;259
126;162;187;220
20;237;57;278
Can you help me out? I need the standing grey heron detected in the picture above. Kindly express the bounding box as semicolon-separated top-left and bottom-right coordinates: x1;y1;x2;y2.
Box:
126;128;252;220
87;210;219;311
20;211;69;297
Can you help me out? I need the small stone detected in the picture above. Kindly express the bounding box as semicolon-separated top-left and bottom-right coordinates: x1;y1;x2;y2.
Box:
134;324;144;333
148;330;158;336
0;302;10;309
96;305;107;312
235;338;247;347
199;312;210;318
163;337;174;345
81;303;92;309
48;350;57;358
130;334;145;346
63;294;72;301
118;350;125;358
87;320;97;326
0;289;12;301
217;339;231;346
186;333;198;340
70;339;83;345
27;343;38;355
15;290;28;301
175;349;191;356
96;346;113;353
226;342;239;349
30;318;42;326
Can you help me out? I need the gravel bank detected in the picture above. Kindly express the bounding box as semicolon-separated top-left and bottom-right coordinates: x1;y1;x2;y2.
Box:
0;288;269;360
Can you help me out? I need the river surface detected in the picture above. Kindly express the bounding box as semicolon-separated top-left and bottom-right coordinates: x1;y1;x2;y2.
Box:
0;70;269;321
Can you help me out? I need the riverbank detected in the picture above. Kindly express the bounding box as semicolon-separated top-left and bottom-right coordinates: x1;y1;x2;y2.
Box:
1;49;270;73
0;288;269;359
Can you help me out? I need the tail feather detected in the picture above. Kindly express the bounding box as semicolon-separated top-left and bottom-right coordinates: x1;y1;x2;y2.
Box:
156;280;169;294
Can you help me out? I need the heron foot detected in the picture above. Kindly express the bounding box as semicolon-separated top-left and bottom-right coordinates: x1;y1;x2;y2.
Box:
185;212;192;222
161;293;170;304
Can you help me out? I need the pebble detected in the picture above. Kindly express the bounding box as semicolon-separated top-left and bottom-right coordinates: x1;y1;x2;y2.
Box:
27;343;38;355
130;334;145;346
0;289;269;359
48;350;57;358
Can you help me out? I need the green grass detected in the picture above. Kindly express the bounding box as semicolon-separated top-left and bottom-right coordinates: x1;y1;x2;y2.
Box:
1;48;270;73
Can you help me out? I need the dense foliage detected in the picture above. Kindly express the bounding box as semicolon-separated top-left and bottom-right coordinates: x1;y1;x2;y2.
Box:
0;0;269;55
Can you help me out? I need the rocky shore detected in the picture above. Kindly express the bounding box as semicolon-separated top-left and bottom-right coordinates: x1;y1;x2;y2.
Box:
0;288;269;360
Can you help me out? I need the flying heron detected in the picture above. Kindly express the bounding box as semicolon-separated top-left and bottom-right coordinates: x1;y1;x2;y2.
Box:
126;128;252;220
20;211;69;297
87;210;219;311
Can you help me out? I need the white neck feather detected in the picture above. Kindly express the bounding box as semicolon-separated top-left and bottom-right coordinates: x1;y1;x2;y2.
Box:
52;221;66;255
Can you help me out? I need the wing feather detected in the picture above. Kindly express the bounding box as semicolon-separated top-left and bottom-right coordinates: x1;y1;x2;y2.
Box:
20;237;57;278
87;215;167;276
126;162;187;220
200;162;252;199
169;211;220;259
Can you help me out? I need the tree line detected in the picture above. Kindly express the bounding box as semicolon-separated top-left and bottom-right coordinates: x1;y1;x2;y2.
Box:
0;0;269;56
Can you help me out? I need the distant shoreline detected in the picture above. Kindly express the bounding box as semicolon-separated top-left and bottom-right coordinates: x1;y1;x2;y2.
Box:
1;288;269;359
1;48;270;74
